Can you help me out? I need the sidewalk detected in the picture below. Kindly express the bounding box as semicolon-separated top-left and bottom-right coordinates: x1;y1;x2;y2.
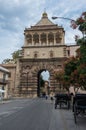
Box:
0;99;12;104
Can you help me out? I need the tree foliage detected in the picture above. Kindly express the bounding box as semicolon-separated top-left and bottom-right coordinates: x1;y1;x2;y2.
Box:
54;69;70;92
12;50;21;61
2;50;22;64
70;11;86;90
71;11;86;32
2;58;11;64
54;11;86;92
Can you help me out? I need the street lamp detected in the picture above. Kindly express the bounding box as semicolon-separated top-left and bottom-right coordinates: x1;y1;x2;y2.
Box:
52;16;86;39
52;16;76;45
52;16;75;22
52;16;86;44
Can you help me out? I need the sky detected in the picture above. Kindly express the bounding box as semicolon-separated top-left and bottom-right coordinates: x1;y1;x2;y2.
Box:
0;0;86;63
41;71;50;81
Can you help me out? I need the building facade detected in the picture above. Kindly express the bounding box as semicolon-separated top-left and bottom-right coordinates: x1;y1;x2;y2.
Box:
15;12;78;97
1;63;17;97
1;12;79;98
0;66;10;99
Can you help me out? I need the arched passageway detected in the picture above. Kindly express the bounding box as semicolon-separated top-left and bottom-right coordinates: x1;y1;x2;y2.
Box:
18;58;65;97
37;69;50;97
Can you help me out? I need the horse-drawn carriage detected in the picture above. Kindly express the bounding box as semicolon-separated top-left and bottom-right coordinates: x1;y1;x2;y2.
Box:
54;93;71;109
73;93;86;123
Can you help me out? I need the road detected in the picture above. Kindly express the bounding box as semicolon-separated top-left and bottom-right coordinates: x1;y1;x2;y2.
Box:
0;98;86;130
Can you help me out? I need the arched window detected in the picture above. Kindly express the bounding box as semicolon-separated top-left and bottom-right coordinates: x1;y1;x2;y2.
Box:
26;34;32;44
33;33;39;44
40;33;46;44
48;33;54;44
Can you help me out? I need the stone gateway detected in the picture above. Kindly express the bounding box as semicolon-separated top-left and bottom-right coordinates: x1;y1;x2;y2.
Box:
15;12;68;97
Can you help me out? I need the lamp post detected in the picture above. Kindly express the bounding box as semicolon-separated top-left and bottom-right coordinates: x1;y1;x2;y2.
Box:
52;16;75;22
52;16;86;42
52;16;76;40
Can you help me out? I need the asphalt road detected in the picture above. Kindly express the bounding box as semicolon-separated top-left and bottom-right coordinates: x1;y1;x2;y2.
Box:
0;98;86;130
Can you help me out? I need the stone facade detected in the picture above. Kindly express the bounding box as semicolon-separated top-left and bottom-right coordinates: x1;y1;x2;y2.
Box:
17;58;66;97
67;45;80;57
1;12;79;98
15;12;68;97
1;64;16;98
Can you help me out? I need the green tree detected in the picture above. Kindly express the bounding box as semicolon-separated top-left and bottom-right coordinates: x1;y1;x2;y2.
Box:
2;58;11;64
64;57;79;91
71;11;86;90
12;50;22;62
54;12;86;92
54;70;64;90
71;12;86;35
64;57;78;76
2;50;22;64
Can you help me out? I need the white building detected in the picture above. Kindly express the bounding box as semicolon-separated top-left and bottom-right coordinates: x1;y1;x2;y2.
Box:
0;66;10;99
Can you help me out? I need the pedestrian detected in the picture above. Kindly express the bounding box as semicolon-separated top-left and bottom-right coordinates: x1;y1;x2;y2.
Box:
50;92;54;103
45;95;48;100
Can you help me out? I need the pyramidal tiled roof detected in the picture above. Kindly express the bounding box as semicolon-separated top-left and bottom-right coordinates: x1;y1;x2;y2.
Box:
35;12;55;26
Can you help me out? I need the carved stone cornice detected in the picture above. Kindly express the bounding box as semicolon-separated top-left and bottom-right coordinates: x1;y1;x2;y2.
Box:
19;57;67;62
22;45;67;49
